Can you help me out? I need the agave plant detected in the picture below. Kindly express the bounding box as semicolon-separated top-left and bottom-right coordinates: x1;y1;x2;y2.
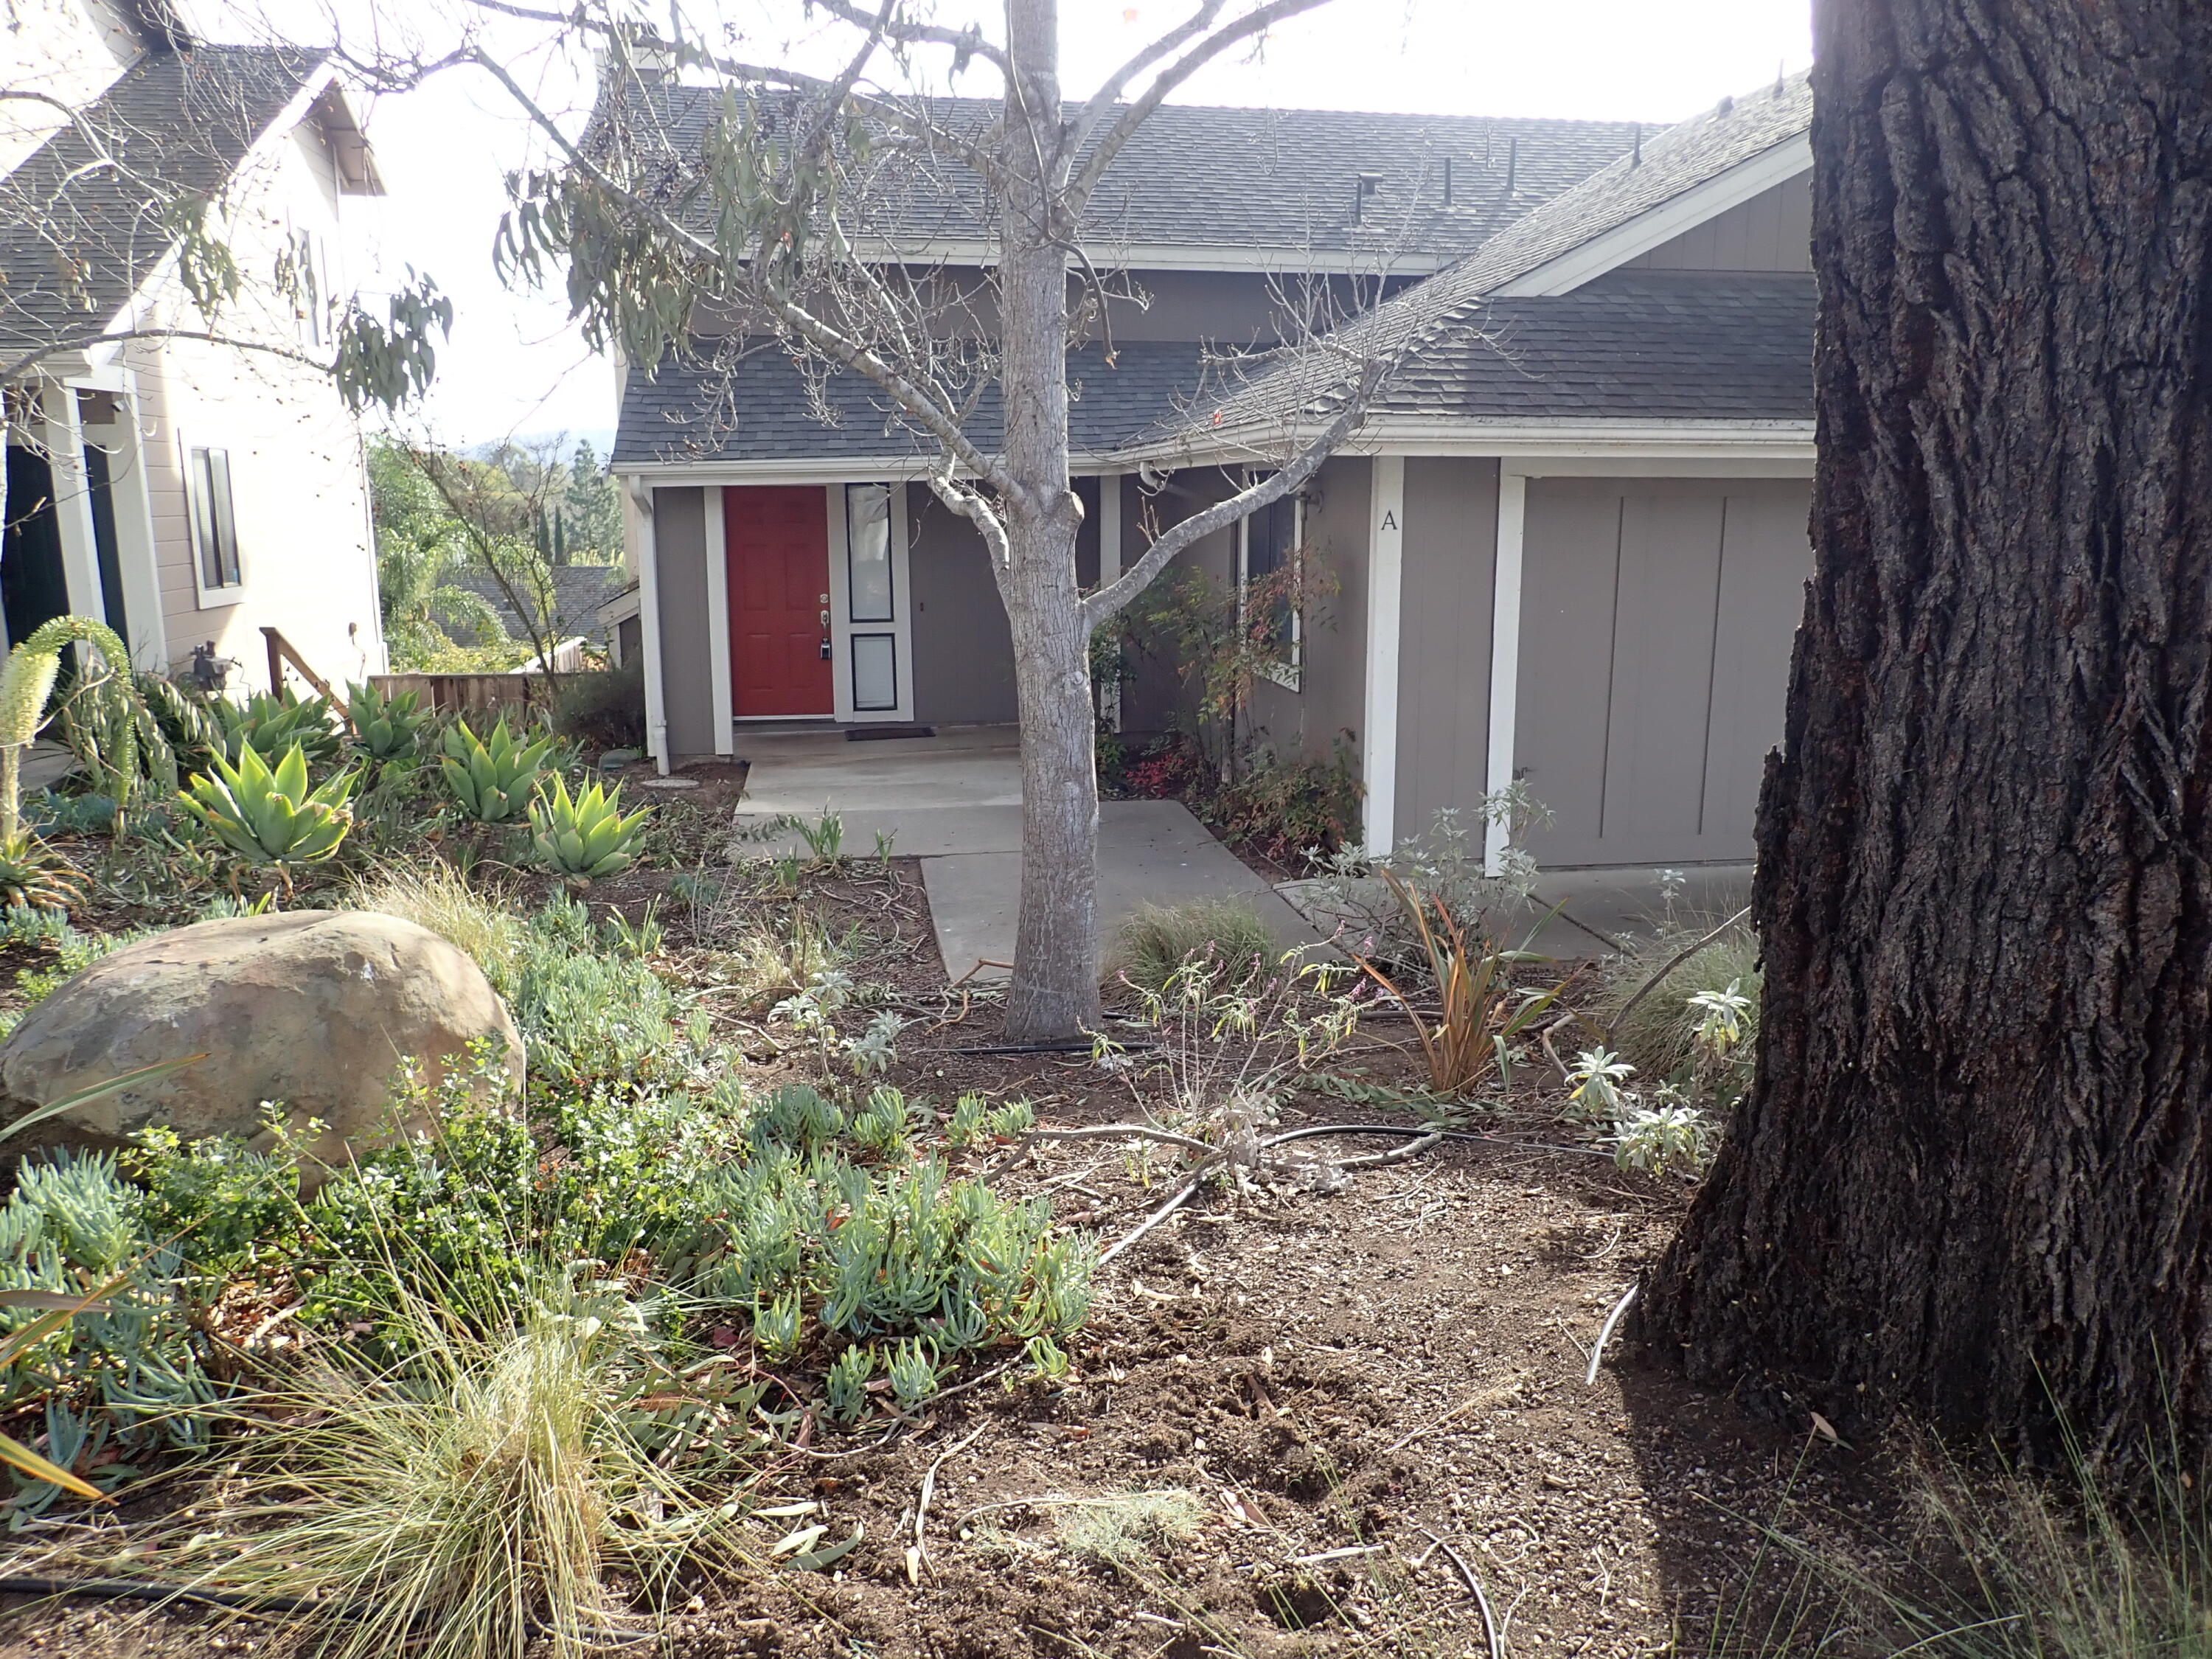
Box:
439;717;553;824
343;680;431;762
179;742;357;868
214;690;344;768
529;776;651;883
0;616;136;842
0;830;83;911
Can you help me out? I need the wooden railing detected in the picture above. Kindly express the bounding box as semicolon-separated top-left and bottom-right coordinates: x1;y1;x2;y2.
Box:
261;627;334;700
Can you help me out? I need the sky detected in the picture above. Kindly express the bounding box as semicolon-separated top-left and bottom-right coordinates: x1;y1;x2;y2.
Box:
206;1;1815;451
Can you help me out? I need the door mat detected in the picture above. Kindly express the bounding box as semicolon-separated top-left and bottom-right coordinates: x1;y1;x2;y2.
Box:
845;725;936;741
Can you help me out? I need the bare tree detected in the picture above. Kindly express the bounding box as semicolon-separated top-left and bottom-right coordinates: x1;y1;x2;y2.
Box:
446;0;1390;1038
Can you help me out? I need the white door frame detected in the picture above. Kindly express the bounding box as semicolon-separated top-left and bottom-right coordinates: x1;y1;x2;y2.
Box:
703;485;735;752
826;480;914;723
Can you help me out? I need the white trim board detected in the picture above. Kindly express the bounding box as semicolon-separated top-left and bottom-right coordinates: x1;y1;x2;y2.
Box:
1113;418;1815;470
1493;134;1813;298
703;485;734;754
1483;472;1528;874
630;483;672;773
1361;456;1405;856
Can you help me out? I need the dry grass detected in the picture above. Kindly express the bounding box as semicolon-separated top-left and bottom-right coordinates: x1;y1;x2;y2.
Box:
350;858;526;979
1110;897;1276;994
1596;917;1761;1079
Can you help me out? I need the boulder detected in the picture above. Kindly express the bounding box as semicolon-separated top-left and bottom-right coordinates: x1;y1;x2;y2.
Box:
0;911;524;1169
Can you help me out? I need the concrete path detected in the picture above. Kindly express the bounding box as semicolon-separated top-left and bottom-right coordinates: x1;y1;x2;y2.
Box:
731;726;1318;981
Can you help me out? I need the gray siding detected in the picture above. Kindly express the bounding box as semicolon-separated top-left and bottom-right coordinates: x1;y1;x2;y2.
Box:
1392;458;1501;840
1120;470;1239;738
1625;173;1811;273
1514;476;1811;866
1245;455;1371;767
908;486;1019;726
652;486;718;757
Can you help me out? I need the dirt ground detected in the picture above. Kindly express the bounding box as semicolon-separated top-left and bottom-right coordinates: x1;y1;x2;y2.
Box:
0;782;1886;1659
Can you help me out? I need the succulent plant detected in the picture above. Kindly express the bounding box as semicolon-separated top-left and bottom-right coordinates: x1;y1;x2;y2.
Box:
178;742;356;866
528;775;650;882
0;616;136;842
438;717;552;823
0;830;83;912
343;681;431;763
214;691;344;768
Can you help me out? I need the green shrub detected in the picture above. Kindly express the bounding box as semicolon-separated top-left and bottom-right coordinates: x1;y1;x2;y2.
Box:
1111;896;1278;993
1211;738;1363;867
551;662;646;752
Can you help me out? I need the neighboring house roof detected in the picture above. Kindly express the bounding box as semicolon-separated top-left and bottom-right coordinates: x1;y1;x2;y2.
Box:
605;81;1643;271
613;339;1228;469
453;563;630;647
0;43;327;364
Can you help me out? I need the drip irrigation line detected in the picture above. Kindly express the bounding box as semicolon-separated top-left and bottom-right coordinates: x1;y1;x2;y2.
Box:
0;1576;327;1613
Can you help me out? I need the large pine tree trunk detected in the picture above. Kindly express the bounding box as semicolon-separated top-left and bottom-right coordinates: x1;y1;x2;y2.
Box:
998;0;1104;1040
1636;2;2212;1467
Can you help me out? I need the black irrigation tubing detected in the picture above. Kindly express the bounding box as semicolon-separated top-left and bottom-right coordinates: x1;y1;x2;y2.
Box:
950;1039;1162;1057
0;1576;329;1613
1260;1123;1616;1161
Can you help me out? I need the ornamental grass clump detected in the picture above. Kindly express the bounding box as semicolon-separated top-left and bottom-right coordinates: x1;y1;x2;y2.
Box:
530;775;650;882
439;716;553;823
1111;896;1277;995
150;1278;757;1659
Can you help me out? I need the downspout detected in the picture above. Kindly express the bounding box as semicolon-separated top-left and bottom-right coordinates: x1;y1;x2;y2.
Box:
626;478;670;774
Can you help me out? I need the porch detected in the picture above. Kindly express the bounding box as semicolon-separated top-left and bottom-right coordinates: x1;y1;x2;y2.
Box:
730;724;1319;983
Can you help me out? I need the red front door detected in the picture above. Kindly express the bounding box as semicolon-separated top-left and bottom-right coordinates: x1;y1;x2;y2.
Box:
725;485;832;717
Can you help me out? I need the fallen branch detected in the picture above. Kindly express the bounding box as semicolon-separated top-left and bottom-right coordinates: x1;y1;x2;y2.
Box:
1098;1167;1215;1265
1260;1123;1614;1161
1026;1124;1214;1156
908;1423;987;1584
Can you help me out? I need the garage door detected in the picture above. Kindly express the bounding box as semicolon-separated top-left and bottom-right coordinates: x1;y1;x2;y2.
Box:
1514;477;1811;868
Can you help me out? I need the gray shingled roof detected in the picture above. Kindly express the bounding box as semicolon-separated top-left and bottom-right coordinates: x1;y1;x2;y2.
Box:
603;82;1642;267
0;44;324;360
1375;270;1812;422
453;563;629;647
613;338;1228;467
1192;74;1815;445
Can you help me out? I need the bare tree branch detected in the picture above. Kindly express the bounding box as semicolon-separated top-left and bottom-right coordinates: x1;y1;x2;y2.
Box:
0;327;329;389
1068;0;1338;211
1069;1;1225;152
807;0;1011;75
1082;356;1391;630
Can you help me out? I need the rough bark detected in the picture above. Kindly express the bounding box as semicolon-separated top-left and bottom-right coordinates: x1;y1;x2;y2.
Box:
997;0;1102;1039
1635;0;2212;1470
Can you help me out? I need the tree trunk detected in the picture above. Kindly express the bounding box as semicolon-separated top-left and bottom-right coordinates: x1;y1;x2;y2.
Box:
1635;1;2212;1471
997;0;1102;1040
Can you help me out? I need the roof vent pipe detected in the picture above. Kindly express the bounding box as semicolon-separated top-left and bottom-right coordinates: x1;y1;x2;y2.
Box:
1352;171;1383;224
1504;139;1517;195
1443;155;1453;205
1630;123;1641;167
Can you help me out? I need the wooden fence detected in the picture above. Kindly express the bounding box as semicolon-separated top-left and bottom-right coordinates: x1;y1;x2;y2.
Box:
369;640;588;722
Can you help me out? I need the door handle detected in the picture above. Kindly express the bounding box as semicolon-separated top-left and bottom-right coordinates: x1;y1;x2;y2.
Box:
821;609;831;630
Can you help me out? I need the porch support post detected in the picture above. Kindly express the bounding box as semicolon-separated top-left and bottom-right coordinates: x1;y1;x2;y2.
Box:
703;484;734;755
102;382;168;671
1484;467;1528;874
628;481;671;774
39;385;108;625
1097;472;1122;731
1361;455;1405;855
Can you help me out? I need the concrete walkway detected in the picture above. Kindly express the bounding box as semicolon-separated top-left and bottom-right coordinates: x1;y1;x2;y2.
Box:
731;726;1318;981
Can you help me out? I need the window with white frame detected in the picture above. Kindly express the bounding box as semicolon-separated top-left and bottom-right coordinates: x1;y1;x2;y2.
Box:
844;482;897;711
1237;476;1303;689
188;446;242;593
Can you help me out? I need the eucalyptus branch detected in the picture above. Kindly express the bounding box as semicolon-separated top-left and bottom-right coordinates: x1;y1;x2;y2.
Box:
1082;355;1391;629
467;46;1018;495
1068;0;1338;210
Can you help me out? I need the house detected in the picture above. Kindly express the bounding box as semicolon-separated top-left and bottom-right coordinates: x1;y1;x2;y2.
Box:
608;73;1814;873
0;0;389;689
451;563;631;657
